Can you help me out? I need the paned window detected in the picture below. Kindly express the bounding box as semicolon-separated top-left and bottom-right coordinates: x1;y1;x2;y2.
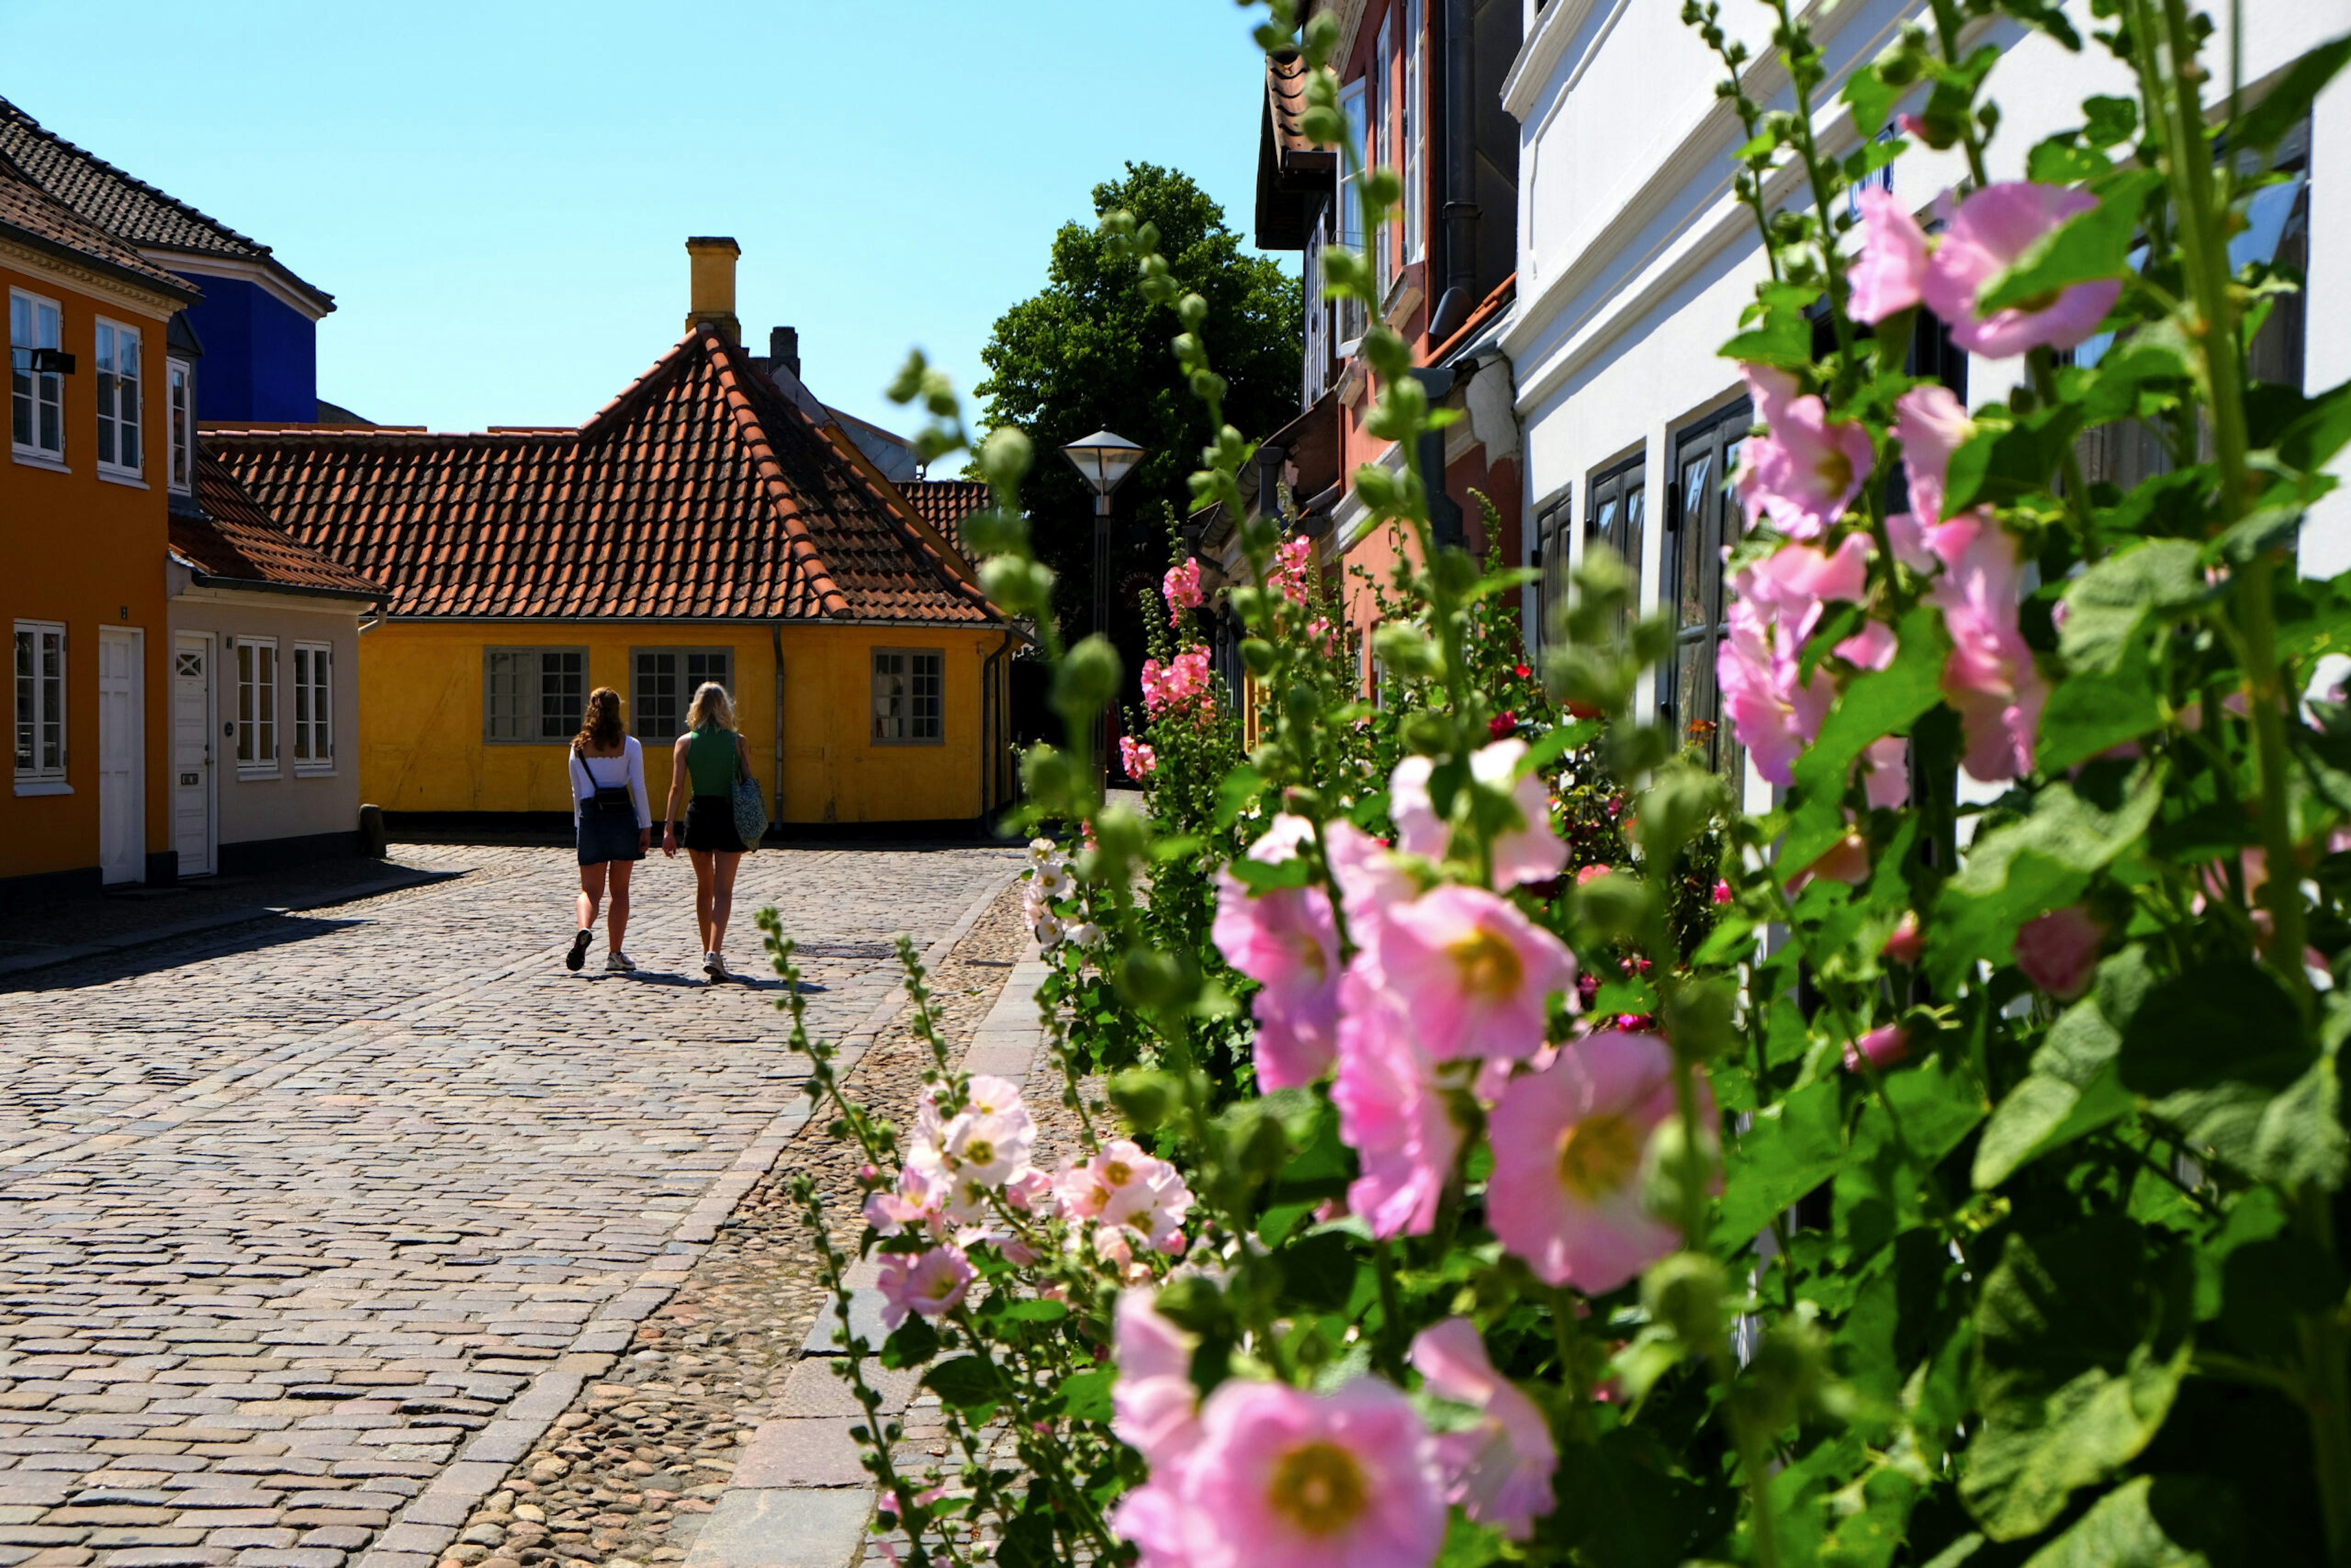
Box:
483;647;585;742
1403;0;1425;264
632;648;733;741
235;637;278;774
1585;454;1648;630
167;359;193;492
1338;78;1368;348
94;320;141;475
13;622;66;781
291;643;333;770
1530;487;1570;659
872;649;944;743
10;290;62;458
1370;17;1392;303
1662;399;1751;785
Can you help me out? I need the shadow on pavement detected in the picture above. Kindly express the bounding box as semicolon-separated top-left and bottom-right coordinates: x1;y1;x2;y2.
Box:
1;913;372;993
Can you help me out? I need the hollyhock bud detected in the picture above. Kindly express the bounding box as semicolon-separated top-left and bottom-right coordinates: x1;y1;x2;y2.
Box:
1883;911;1925;965
1849;186;1929;323
2014;906;2105;999
1842;1023;1910;1073
1922;182;2124;358
1410;1318;1558;1540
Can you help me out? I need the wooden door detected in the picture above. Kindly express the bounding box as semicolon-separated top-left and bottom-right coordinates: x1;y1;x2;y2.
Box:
172;635;214;877
98;628;144;885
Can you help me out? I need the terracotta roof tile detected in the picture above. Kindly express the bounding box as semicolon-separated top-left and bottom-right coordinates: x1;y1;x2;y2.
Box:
1268;53;1319;159
0;157;197;296
206;326;999;627
173;451;384;598
900;478;992;559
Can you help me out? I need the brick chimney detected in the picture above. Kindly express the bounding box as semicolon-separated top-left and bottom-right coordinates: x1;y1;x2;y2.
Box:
684;236;741;344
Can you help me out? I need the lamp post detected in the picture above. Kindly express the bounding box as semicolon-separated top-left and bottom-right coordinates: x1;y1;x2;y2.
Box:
1060;430;1145;789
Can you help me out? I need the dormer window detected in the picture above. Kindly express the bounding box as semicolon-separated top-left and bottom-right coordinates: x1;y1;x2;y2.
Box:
167;358;193;493
94;320;141;477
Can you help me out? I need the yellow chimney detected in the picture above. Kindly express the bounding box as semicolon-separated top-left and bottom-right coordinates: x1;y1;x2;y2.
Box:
684;236;741;343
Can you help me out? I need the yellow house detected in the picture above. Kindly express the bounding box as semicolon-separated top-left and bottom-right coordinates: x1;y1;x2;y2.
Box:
208;247;1017;830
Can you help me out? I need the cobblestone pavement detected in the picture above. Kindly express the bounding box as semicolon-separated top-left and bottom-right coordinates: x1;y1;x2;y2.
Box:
0;844;1025;1568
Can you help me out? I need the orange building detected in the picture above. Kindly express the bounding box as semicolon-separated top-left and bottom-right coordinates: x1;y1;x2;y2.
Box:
1;162;197;907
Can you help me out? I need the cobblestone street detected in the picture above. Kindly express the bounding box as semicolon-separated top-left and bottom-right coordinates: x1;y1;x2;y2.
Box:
0;845;1026;1568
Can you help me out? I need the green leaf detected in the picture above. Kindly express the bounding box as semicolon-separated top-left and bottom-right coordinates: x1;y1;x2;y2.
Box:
878;1317;939;1369
2017;1475;2229;1567
1059;1367;1114;1424
1787;608;1950;869
1715;1079;1845;1248
2057;541;2205;673
2276;375;2351;478
1215;763;1265;829
994;1511;1059;1568
1842;59;1906;137
1927;768;2164;992
923;1355;1002;1414
2115;958;2319;1180
2252;1059;2349;1190
2082;95;2139;148
1978;171;2162;315
1433;1512;1509;1568
2027;136;2110;185
1961;1218;2192;1540
1973;954;2147;1188
2039;635;2162;773
1000;1299;1070;1323
1945;408;2088;514
2235;32;2351;152
1719;305;1813;370
1521;718;1602;775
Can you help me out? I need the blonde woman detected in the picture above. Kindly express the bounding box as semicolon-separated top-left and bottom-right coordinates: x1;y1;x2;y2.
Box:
662;681;753;980
566;687;650;973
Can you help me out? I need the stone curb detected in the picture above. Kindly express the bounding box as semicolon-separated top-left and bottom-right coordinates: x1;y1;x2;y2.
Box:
686;943;1052;1568
350;868;1026;1568
0;867;462;980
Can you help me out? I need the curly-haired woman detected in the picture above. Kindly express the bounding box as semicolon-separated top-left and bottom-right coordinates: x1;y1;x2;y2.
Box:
565;686;650;973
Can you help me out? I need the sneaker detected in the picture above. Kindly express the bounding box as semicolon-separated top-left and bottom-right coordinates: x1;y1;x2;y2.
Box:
704;951;729;982
565;929;592;972
604;950;637;973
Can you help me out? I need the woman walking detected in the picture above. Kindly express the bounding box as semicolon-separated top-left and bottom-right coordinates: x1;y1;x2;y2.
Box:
662;681;754;981
567;687;650;973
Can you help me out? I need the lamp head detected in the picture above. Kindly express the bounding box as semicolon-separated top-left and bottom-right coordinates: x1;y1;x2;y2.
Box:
1060;429;1145;497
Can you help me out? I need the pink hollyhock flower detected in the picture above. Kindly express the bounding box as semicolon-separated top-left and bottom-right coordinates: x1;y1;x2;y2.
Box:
1393;743;1569;888
1927;512;2047;781
1577;863;1615;887
1843;1023;1911;1073
1387;755;1447;861
1894;383;1974;525
1163;559;1204;625
1719;611;1834;786
1731;364;1876;540
1850;187;1929;323
1409;1318;1558;1540
1858;735;1910;810
1884;910;1925;964
1371;884;1577;1062
1324;819;1411;936
1003;1166;1054;1214
1836;618;1901;672
1886;510;1938;576
1140;647;1215;718
1059;1141;1194;1254
1214;867;1342;1089
1487;1032;1698;1292
864;1165;945;1239
1331;978;1465;1237
1160;1377;1446;1568
876;1246;974;1329
1120;735;1158;780
2014;906;2105;999
1248;811;1321;865
1109;1478;1191;1568
1112;1291;1201;1466
1922;182;2124;358
1712;879;1734;906
1270;536;1316;602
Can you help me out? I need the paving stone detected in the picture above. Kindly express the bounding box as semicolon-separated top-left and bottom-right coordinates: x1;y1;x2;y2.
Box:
727;1426;863;1490
677;1491;870;1568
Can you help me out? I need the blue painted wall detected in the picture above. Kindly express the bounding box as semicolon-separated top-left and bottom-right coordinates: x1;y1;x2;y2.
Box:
177;274;317;422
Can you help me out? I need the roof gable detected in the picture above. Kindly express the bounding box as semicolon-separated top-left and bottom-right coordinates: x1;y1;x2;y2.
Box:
174;452;384;599
204;326;999;627
0;156;198;298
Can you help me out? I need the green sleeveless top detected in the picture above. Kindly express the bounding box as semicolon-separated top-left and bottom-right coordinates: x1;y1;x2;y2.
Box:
684;726;738;797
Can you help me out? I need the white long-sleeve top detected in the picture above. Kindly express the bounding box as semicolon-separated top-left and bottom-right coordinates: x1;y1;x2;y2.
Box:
569;737;651;829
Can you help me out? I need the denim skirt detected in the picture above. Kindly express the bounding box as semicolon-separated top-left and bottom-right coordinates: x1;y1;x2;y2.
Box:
577;806;645;866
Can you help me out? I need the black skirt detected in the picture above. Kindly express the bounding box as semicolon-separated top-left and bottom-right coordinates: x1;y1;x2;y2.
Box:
576;805;645;866
681;794;745;853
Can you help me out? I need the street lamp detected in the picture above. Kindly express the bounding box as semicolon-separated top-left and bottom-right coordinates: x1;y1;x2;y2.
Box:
1061;429;1146;789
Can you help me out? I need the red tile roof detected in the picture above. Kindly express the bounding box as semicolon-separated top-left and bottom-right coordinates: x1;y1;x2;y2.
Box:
204;326;1001;626
901;479;992;560
1267;53;1321;160
173;452;384;599
0;157;198;298
1428;272;1518;366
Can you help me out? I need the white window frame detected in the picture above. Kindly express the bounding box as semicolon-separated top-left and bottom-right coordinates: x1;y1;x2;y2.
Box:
1403;0;1425;264
1371;16;1392;304
13;620;69;795
167;357;193;493
871;648;945;745
234;636;279;778
94;318;142;480
1337;78;1370;352
631;647;735;742
482;646;588;744
10;289;64;465
291;642;334;775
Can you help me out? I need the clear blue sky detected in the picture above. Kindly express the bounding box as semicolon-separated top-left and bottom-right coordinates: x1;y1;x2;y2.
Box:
0;0;1287;438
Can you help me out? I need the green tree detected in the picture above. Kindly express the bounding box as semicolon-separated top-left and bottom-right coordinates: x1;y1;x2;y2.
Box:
974;162;1302;671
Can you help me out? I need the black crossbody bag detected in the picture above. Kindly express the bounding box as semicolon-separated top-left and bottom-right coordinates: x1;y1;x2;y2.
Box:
577;747;637;817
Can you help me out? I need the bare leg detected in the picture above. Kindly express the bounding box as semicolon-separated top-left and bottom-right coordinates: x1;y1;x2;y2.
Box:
607;859;634;952
577;861;607;932
708;851;743;956
689;850;718;953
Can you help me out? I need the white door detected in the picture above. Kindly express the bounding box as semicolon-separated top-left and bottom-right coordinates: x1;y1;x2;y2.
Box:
172;634;214;877
98;628;144;885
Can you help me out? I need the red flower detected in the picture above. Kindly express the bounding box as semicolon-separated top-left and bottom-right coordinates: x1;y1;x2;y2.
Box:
1513;664;1532;680
1488;711;1517;740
